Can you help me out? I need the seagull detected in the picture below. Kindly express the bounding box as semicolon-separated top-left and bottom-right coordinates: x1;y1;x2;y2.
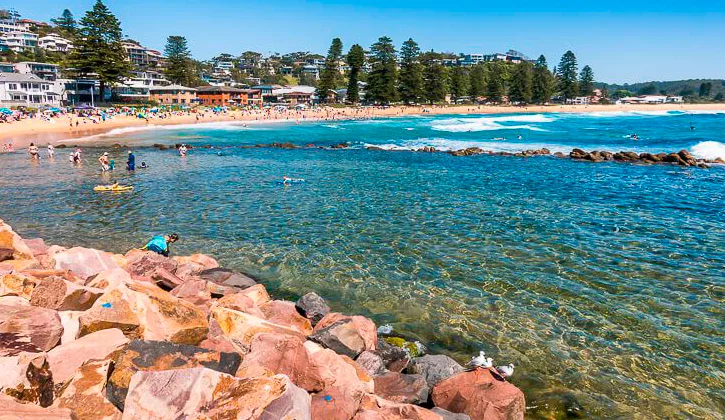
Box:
468;351;488;367
495;363;515;379
377;324;393;334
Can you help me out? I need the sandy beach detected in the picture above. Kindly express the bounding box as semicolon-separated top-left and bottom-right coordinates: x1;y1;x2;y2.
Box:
1;102;723;149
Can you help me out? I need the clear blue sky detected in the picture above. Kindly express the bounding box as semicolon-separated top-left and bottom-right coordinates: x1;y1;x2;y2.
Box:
9;0;725;84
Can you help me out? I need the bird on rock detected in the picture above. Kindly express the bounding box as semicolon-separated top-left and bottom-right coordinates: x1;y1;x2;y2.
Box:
495;363;515;379
468;351;488;367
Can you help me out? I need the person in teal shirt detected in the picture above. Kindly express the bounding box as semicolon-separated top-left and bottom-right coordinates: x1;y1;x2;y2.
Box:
141;233;179;257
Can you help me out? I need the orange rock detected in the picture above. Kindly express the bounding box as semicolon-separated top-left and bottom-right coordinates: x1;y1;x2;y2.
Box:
0;394;72;419
0;273;40;299
53;359;121;420
46;328;129;383
259;300;313;335
353;394;443;420
211;305;305;347
30;277;103;311
0;353;55;407
310;313;378;358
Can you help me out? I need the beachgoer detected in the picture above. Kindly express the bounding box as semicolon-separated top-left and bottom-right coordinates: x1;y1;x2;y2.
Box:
47;144;55;158
28;143;39;160
140;233;179;257
109;159;115;171
98;152;110;171
178;144;188;156
127;151;135;171
140;161;148;169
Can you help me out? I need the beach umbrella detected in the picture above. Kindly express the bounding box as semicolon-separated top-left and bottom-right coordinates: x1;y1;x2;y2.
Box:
0;108;13;115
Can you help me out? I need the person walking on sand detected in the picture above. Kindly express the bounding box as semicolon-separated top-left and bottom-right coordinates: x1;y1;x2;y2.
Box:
28;143;40;160
126;150;136;171
47;144;55;158
98;152;110;171
140;233;179;257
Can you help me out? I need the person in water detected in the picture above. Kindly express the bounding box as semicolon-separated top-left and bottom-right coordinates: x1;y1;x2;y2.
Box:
127;151;136;171
28;143;40;160
47;144;55;158
98;152;110;171
141;233;179;257
140;161;148;169
178;144;188;156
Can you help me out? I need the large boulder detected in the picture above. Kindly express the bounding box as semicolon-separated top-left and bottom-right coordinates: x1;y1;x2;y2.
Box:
210;305;305;348
170;279;211;308
122;367;310;420
198;267;257;291
309;313;378;358
259;300;313;335
0;304;63;355
106;339;242;411
374;372;429;404
50;247;122;281
0;353;54;407
356;350;387;376
84;268;131;290
431;368;526;420
79;280;208;344
407;355;465;388
0;219;36;261
124;249;178;282
173;253;219;270
30;277;103;311
375;339;410;373
0;394;72;419
0;273;40;299
53;359;121;420
46;328;129;384
430;407;472;420
295;292;330;326
353;394;443;420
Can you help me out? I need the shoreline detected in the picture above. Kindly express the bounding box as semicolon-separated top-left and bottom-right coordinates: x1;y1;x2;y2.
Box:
2;103;724;150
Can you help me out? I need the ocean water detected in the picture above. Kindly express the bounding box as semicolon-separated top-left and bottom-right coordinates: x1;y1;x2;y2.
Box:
1;110;724;419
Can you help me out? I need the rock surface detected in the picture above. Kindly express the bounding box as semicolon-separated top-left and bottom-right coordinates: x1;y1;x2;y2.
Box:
407;354;465;387
0;394;72;419
295;292;330;326
51;247;121;280
354;394;443;420
374;371;430;404
356;350;387;376
29;277;103;311
53;359;122;420
0;304;63;355
310;313;378;358
259;300;313;335
0;353;54;407
47;328;129;383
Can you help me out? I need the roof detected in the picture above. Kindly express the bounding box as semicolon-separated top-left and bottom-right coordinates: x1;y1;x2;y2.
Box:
148;84;198;93
0;73;46;83
196;86;245;94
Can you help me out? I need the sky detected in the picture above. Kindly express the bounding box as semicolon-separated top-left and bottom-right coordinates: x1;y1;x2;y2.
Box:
8;0;725;84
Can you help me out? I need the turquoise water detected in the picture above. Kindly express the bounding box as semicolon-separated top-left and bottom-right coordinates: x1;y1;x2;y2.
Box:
1;111;724;419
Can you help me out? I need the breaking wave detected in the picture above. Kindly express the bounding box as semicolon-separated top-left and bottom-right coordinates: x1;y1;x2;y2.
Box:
363;138;572;154
431;114;554;132
691;141;725;160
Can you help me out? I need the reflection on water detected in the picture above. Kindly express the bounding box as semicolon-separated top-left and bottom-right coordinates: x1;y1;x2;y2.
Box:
1;114;724;419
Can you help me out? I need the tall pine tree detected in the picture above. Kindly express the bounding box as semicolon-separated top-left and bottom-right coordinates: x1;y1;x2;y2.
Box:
421;52;448;104
468;64;486;99
398;38;423;104
317;38;343;103
69;0;131;102
557;50;579;99
50;9;76;38
346;44;365;104
579;65;595;96
164;36;195;86
485;61;506;103
532;55;555;104
367;36;398;105
449;67;470;100
509;62;533;104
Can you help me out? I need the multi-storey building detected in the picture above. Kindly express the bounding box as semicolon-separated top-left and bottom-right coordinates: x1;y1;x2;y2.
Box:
38;34;73;52
122;41;163;68
0;73;62;105
14;62;60;81
0;30;37;52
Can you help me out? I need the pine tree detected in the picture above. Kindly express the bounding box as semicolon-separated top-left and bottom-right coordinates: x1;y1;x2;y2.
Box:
398;38;423;104
164;36;195;86
367;36;398;104
485;61;506;103
468;64;486;98
532;55;555;104
346;44;365;104
68;0;131;102
317;38;343;103
557;50;579;99
579;65;595;96
699;82;712;97
509;62;533;104
51;9;76;38
449;67;470;100
421;52;448;104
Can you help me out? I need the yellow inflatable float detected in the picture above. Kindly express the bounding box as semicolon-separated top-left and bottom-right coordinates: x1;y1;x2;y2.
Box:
94;184;134;192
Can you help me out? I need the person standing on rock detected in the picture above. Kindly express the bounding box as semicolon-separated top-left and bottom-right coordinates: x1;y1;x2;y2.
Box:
141;234;179;257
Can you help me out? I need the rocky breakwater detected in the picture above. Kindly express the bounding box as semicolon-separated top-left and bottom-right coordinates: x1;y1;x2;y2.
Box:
568;148;723;168
0;217;525;420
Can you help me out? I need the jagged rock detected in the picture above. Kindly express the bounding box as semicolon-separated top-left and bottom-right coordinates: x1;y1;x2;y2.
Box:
569;148;588;159
1;272;40;299
84;268;131;290
51;247;121;280
214;291;265;318
407;354;465;387
0;353;54;407
53;359;121;420
79;280;208;344
124;250;178;282
0;394;72;419
310;313;378;359
210;305;305;348
122;367;310;419
174;253;219;269
47;328;129;383
0;219;36;261
374;372;429;404
30;277;103;311
639;152;661;163
375;339;410;373
431;407;472;420
149;267;184;290
356;350;387;376
354;394;442;420
431;368;525;420
170;279;211;308
199;267;257;290
295;292;330;326
0;304;63;355
259;300;313;335
106;339;242;411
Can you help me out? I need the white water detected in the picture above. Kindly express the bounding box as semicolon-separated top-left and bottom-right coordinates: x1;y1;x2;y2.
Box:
691;141;725;160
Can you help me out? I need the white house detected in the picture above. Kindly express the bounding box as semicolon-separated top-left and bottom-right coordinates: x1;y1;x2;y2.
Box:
620;95;684;105
14;62;60;81
0;30;37;52
0;73;63;105
38;34;73;52
112;70;171;101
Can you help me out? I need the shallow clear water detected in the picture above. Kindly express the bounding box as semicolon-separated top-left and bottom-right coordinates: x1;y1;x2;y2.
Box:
1;111;724;419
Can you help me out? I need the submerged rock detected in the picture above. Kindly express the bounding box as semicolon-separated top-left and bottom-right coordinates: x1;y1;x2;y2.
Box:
295;292;331;326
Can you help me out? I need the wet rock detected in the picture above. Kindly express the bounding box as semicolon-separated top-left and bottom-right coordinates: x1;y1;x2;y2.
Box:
106;339;242;411
678;149;697;166
569;148;587;159
375;339;411;373
374;371;430;404
354;394;442;420
259;300;313;335
214;291;265;318
47;328;128;384
310;313;378;359
431;407;472;420
0;394;72;419
407;354;465;388
198;267;257;290
124;250;178;282
431;368;525;420
295;292;330;326
0;353;55;407
449;147;484;157
356;350;387;376
0;219;36;261
529;390;585;419
0;304;63;355
331;143;350;149
30;277;103;311
122;367;310;419
639;152;661;163
51;247;121;280
553;152;566;158
210;305;305;348
53;359;121;420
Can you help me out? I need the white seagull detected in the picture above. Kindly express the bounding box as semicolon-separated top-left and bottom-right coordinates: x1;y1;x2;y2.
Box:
495;363;515;379
468;351;488;367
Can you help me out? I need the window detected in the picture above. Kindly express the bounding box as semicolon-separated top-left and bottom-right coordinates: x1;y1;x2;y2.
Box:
172;99;178;104
8;83;17;90
32;84;39;89
21;83;28;89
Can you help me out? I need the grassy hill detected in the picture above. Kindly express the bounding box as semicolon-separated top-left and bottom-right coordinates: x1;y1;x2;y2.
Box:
597;79;725;101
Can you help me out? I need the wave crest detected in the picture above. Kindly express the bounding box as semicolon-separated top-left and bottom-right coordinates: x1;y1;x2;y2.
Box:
691;141;725;160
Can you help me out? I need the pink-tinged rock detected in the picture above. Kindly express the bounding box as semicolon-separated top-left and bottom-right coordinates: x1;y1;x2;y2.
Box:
431;368;526;420
259;300;313;335
122;367;310;420
0;353;55;407
174;253;219;270
51;247;121;280
0;273;40;299
124;250;178;282
47;328;129;383
0;219;36;261
79;280;208;345
199;336;241;354
356;351;386;376
170;279;211;308
0;296;31;306
172;263;203;282
353;394;443;420
310;312;378;358
53;359;121;420
211;305;305;348
30;277;103;311
215;291;265;318
58;311;83;344
150;267;184;289
0;394;72;419
20;269;85;285
235;283;271;306
0;304;63;355
85;268;131;290
22;238;49;258
373;371;429;404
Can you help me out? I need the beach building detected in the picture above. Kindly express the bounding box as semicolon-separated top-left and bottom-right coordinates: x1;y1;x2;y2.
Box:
0;73;62;105
149;84;197;105
566;96;592;105
38;34;73;52
63;78;100;105
0;63;14;73
0;30;37;52
113;70;171;102
619;95;684;104
271;85;317;105
0;10;28;33
196;86;244;106
123;40;163;68
14;62;60;81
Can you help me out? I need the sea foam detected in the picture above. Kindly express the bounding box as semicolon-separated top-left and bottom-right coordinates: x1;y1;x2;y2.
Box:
431;114;554;132
691;141;725;160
